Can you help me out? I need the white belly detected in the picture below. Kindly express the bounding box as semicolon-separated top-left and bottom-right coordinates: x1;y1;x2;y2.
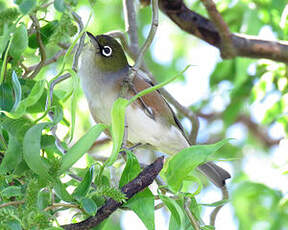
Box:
126;106;189;155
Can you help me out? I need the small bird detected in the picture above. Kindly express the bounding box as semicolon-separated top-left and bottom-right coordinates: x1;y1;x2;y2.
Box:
79;32;230;187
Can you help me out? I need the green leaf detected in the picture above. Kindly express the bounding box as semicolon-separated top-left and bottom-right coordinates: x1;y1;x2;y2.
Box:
0;82;14;111
105;98;128;167
68;70;79;142
60;124;107;174
81;197;97;216
1;186;22;198
6;220;22;230
54;0;66;12
23;122;52;179
16;0;36;14
0;23;9;57
120;151;155;230
28;20;59;49
37;189;51;210
119;150;141;187
159;194;185;230
200;199;229;207
0;133;22;174
72;166;95;201
162;139;230;192
124;189;155;230
54;179;73;202
1;80;45;119
9;23;28;60
11;71;22;111
0;35;12;85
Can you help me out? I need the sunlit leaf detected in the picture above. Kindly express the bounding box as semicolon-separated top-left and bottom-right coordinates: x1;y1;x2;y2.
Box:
23;122;52;179
162;139;230;192
120;151;155;230
105;98;128;167
60;124;107;174
0;133;22;174
9;23;28;60
159;194;185;230
54;179;73;202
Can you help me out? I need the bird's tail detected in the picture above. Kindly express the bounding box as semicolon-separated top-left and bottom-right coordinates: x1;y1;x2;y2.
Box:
197;162;231;187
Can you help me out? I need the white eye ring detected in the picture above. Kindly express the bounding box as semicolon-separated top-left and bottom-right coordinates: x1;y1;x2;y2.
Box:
102;45;112;57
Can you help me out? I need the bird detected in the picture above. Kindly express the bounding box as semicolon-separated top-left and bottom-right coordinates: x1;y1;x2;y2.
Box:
78;32;230;187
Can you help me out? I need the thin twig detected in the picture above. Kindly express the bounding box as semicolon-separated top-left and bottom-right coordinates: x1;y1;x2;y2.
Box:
210;185;229;226
132;0;159;72
27;15;47;79
123;0;139;55
46;11;86;154
71;11;85;72
184;197;201;230
0;200;25;208
200;0;235;58
24;48;68;77
68;173;97;189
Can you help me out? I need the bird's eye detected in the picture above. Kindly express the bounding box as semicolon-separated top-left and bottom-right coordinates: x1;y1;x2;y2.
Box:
102;46;112;57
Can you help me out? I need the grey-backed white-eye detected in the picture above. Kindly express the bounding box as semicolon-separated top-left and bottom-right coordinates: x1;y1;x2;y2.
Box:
78;32;230;187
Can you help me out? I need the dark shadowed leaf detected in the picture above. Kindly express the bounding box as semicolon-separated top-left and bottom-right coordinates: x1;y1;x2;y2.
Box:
81;197;97;216
72;166;95;201
11;71;22;111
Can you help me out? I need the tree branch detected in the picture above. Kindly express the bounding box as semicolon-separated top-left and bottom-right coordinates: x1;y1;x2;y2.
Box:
123;0;139;55
61;156;164;230
159;0;288;63
27;15;47;79
210;185;229;226
200;0;235;58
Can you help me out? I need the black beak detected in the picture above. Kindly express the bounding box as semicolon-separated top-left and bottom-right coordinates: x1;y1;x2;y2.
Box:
86;32;100;48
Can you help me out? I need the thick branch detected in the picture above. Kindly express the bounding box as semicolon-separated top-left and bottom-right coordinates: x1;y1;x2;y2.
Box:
200;0;235;58
159;0;288;63
61;156;164;230
123;0;139;55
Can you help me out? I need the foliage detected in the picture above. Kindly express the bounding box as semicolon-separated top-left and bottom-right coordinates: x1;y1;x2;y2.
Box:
0;0;288;229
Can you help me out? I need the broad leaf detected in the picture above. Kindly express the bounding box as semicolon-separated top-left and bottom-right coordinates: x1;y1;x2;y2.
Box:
1;80;45;119
72;166;95;201
81;197;97;216
105;98;128;167
23;122;52;179
159;194;185;230
162;139;230;192
9;23;28;60
0;133;22;174
120;151;155;230
60;124;107;174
